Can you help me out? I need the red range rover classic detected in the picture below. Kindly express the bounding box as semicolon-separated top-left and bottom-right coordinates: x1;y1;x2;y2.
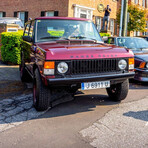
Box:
20;17;135;111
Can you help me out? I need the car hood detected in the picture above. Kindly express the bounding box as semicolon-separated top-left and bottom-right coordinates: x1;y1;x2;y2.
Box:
134;53;148;62
36;41;134;60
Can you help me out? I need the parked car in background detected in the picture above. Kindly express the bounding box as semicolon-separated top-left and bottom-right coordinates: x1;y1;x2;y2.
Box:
0;17;24;29
137;36;148;42
107;37;148;82
20;17;134;111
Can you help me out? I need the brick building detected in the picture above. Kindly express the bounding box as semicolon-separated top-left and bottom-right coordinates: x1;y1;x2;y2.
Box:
0;0;147;36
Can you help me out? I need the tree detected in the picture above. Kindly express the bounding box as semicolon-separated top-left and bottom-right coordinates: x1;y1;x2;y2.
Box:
117;3;147;32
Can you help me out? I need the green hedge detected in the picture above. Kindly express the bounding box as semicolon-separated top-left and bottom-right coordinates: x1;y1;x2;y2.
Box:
99;33;110;37
1;32;23;64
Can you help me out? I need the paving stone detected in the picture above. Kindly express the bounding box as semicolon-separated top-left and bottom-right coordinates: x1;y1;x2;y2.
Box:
2;107;24;117
0;115;5;120
0;94;47;133
4;106;16;111
5;117;12;123
18;101;33;110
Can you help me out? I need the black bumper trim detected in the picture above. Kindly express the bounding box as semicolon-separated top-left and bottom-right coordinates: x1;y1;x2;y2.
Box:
47;72;135;85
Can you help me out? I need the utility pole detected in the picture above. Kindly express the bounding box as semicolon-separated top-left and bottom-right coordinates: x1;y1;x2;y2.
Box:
123;0;128;36
119;0;124;37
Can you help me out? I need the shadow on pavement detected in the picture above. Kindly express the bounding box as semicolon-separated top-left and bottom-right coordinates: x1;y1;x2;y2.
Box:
0;93;119;128
40;93;119;119
123;110;148;122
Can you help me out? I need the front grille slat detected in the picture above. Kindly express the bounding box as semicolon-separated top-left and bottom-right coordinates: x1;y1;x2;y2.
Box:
71;59;120;75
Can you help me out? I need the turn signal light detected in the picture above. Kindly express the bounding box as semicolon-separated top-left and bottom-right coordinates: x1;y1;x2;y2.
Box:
139;62;146;68
43;61;55;75
44;61;55;69
129;58;134;65
129;58;134;70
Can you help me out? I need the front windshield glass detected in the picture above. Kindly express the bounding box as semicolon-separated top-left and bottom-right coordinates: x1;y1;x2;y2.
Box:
117;37;148;53
36;19;102;42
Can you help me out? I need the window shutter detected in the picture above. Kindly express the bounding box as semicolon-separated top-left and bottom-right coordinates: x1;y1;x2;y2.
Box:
25;11;28;23
41;11;45;16
3;12;6;17
14;12;17;17
54;11;59;16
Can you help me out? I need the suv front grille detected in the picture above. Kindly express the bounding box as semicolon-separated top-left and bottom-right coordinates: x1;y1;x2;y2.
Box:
71;59;120;75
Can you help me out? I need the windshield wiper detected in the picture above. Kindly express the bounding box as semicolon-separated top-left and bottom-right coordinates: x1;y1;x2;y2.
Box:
68;36;103;43
40;36;60;39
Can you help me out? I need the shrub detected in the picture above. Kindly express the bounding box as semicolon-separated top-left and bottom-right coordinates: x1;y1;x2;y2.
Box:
1;32;23;64
100;33;110;37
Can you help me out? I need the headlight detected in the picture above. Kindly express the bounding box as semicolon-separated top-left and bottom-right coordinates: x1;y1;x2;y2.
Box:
146;63;148;68
57;62;68;74
118;59;127;70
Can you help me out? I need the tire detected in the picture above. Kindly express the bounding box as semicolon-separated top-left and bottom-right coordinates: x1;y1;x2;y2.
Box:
68;87;78;94
33;69;51;111
20;54;31;82
106;79;129;101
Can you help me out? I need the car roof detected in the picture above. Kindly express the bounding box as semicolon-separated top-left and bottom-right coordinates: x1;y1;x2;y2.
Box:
0;17;21;21
35;16;90;21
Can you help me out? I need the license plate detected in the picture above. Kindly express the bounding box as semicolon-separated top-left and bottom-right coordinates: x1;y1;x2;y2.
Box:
81;81;110;90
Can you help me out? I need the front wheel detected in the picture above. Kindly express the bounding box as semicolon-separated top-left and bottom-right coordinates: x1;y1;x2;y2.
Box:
106;79;129;102
33;69;51;111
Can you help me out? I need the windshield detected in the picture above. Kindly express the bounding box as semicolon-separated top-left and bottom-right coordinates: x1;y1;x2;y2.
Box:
36;19;102;42
117;37;148;53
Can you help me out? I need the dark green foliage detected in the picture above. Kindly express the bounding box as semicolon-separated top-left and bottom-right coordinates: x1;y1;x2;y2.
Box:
1;32;23;64
1;32;30;65
100;33;110;37
116;4;147;32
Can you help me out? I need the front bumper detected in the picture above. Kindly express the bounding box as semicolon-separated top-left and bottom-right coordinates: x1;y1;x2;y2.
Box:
134;69;148;82
47;72;135;86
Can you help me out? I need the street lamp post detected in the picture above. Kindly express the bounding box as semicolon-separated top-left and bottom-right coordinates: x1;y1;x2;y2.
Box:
119;0;124;37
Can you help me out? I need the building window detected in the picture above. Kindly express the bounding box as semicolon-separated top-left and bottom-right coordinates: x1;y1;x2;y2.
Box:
95;17;102;32
14;11;28;25
142;0;146;7
135;0;139;4
0;12;6;17
18;12;25;25
110;19;114;36
41;11;59;17
73;4;94;20
0;12;3;17
46;11;54;16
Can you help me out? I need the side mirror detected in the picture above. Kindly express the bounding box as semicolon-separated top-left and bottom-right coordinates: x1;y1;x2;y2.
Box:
22;36;33;42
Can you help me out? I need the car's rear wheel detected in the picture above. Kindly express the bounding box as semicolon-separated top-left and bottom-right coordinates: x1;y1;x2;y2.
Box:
106;79;129;101
33;69;51;111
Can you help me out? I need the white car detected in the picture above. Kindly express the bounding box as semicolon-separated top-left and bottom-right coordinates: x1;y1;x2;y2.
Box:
0;17;24;29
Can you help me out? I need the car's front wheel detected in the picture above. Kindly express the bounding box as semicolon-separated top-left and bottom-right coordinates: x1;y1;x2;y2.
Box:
33;69;51;111
106;79;129;101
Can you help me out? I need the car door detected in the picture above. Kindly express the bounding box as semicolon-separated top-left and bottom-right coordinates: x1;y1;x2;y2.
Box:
23;21;35;76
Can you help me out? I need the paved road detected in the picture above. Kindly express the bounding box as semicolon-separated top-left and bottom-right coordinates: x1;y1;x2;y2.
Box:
0;82;148;148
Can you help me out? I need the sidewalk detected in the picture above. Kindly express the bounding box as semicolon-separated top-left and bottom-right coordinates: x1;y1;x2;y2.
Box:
0;60;31;100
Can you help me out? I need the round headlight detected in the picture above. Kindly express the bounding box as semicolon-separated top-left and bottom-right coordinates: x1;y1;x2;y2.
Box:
57;62;68;74
118;59;127;70
146;63;148;68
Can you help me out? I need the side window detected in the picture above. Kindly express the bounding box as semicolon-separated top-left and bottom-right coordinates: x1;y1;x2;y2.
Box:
29;21;35;38
24;23;31;36
108;38;114;44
